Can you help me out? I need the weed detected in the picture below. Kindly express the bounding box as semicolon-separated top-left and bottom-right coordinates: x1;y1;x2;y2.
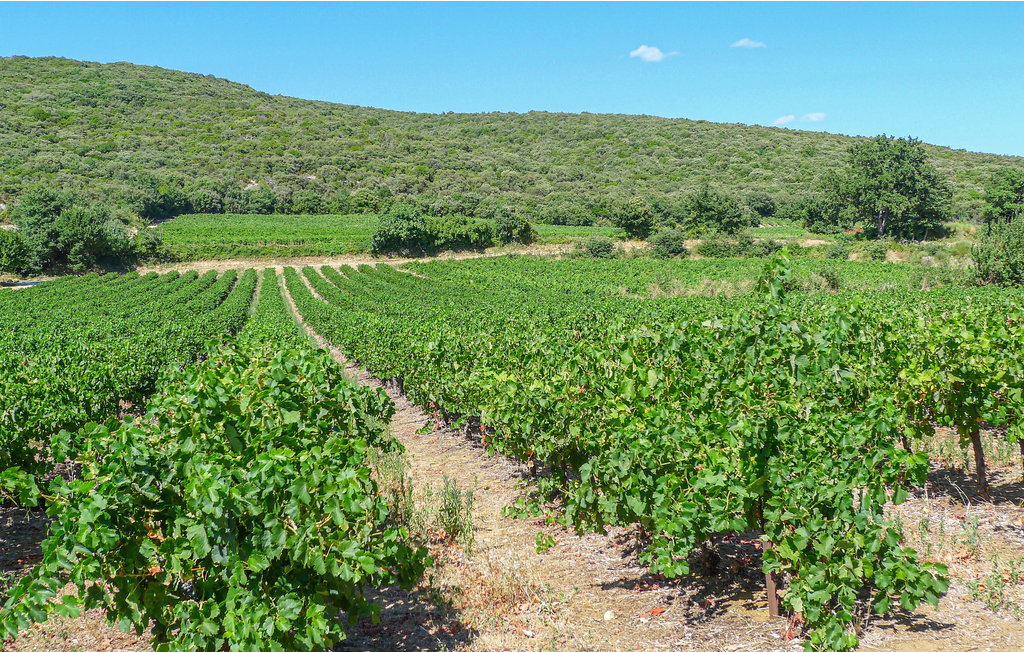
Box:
967;554;1024;618
370;444;419;534
436;476;475;553
964;516;982;559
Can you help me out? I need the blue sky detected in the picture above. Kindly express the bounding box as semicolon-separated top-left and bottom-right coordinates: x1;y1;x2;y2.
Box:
3;2;1023;157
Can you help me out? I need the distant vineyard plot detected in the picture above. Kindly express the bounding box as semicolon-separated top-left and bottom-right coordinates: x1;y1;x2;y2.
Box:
158;213;379;259
156;213;622;260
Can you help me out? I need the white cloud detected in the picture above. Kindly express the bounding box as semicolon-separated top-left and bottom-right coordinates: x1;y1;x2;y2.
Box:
800;112;827;122
730;38;766;49
629;44;674;62
773;115;795;126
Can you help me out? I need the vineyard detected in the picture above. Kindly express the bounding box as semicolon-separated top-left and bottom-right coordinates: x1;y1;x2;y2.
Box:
3;254;1024;650
154;214;623;261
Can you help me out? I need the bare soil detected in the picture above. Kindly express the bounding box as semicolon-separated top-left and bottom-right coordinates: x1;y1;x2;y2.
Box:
134;243;579;276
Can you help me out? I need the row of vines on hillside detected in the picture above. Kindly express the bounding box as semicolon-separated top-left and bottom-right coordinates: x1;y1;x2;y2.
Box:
285;253;1024;650
1;270;428;651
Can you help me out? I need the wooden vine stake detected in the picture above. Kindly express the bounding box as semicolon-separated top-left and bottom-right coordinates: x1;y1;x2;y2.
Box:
763;539;781;617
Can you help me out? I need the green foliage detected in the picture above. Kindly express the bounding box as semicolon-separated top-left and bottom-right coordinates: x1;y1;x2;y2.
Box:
864;240;889;262
982;168;1024;224
1;344;428;650
615;197;655;239
682;187;754;234
0;230;27;274
370;203;495;255
781;195;846;235
435;476;475;552
975;217;1024;286
1;57;1015;225
580;235;615;258
823;136;951;239
10;186;136;273
277;257;1022;650
746;192;777;220
0;268;255;479
696;232;782;258
370;204;434;254
826;243;850;260
649;228;690;258
493;207;537;245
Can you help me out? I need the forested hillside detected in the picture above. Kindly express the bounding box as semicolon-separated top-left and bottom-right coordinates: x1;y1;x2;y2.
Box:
1;56;1022;221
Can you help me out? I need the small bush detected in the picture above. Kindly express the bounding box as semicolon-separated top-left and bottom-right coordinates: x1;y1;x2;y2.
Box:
811;265;844;292
649;228;689;258
0;230;28;275
695;232;784;258
749;238;784;258
864;241;889;262
580;235;615;258
435;476;474;553
696;235;743;258
826;243;850;260
975;218;1024;286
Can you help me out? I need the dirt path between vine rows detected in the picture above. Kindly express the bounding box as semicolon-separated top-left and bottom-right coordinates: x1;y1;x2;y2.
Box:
283;265;1024;652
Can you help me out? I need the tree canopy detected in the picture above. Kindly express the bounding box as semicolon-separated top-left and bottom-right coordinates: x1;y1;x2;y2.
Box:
821;136;951;239
983;168;1024;224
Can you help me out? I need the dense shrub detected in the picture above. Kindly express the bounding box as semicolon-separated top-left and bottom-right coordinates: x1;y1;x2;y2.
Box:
538;202;594;226
614;197;655;239
864;241;889;262
826;243;850;260
11;187;136;273
370;203;434;254
682;187;754;234
429;214;493;251
493;207;537;245
982;168;1024;224
746;192;777;220
0;229;28;274
580;235;615;258
748;237;784;258
975;217;1024;286
696;235;743;258
371;203;500;254
696;232;783;258
649;229;689;258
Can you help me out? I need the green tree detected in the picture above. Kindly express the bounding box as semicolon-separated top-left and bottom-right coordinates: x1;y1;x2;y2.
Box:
493;206;537;245
975;217;1024;286
0;229;28;274
982;168;1024;224
615;196;655;239
824;136;950;239
11;187;75;272
683;187;752;234
745;192;777;220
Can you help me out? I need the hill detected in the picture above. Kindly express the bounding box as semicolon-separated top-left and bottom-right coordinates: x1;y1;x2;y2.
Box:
1;56;1022;221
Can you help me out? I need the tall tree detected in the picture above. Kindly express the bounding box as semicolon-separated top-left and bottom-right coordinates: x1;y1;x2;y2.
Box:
983;168;1024;224
825;136;950;239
